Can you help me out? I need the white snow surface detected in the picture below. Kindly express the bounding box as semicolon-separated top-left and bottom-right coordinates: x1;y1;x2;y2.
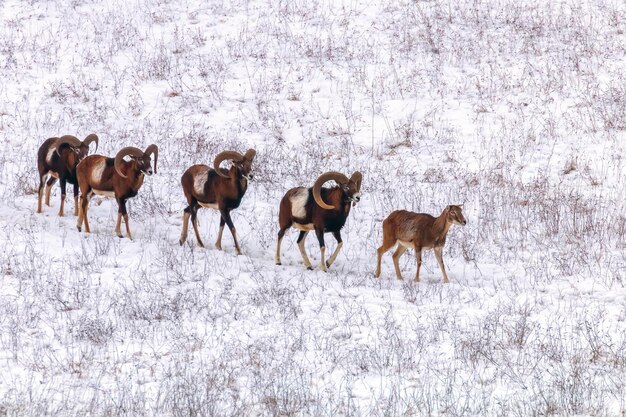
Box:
1;0;626;415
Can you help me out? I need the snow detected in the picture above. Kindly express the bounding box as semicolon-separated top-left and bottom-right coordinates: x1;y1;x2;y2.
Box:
1;0;626;415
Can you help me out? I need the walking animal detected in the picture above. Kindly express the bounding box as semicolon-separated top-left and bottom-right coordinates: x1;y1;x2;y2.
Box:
36;134;99;216
75;145;158;239
179;149;256;254
375;205;466;282
275;171;363;271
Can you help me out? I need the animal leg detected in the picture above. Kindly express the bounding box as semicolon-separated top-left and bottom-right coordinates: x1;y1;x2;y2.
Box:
37;174;47;213
123;214;132;240
191;205;204;248
221;209;241;255
116;198;132;239
414;245;423;282
58;178;67;217
115;213;123;237
297;231;313;270
325;231;343;268
315;227;327;272
215;216;225;250
73;183;79;216
375;236;397;278
374;219;396;278
79;192;92;233
392;245;408;280
275;225;290;265
44;176;57;207
179;209;191;245
434;246;450;283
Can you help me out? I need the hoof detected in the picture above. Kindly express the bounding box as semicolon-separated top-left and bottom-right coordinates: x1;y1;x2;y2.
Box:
325;260;331;268
276;262;282;266
179;239;184;246
307;266;313;271
77;226;81;232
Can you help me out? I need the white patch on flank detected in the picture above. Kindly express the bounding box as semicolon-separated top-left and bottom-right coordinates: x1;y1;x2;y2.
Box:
46;147;56;163
193;168;209;195
92;189;116;198
290;188;309;219
91;159;106;183
198;201;219;209
293;223;315;231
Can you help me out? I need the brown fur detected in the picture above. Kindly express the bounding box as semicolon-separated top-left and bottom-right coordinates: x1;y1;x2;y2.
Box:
375;205;466;282
179;157;253;254
75;147;156;239
36;135;97;216
275;172;362;271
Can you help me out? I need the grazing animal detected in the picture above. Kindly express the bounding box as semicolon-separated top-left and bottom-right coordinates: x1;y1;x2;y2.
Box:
375;205;466;282
275;171;363;271
75;145;158;239
179;149;256;254
36;134;99;216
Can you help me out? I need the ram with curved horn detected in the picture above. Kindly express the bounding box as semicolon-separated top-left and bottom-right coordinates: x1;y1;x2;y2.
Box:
179;148;256;254
275;170;363;271
75;144;158;239
36;133;99;216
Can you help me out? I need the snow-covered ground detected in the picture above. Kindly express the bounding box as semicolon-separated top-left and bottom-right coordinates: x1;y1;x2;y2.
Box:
1;0;626;414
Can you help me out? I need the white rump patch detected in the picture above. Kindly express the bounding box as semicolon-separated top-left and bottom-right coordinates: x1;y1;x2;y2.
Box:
193;168;209;196
91;159;106;183
290;188;309;219
92;189;116;198
46;146;56;164
198;201;219;209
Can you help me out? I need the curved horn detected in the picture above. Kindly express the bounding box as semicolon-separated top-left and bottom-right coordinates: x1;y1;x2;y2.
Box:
243;148;256;161
114;146;144;178
312;171;349;210
213;150;244;178
82;133;99;153
55;135;81;155
350;171;363;191
144;144;159;174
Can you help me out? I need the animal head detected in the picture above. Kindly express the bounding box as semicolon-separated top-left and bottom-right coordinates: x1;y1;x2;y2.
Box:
446;204;467;226
312;171;364;209
55;134;99;163
114;144;159;178
213;149;256;180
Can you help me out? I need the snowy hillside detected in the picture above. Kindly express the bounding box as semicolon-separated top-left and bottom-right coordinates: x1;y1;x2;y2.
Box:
1;0;626;415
